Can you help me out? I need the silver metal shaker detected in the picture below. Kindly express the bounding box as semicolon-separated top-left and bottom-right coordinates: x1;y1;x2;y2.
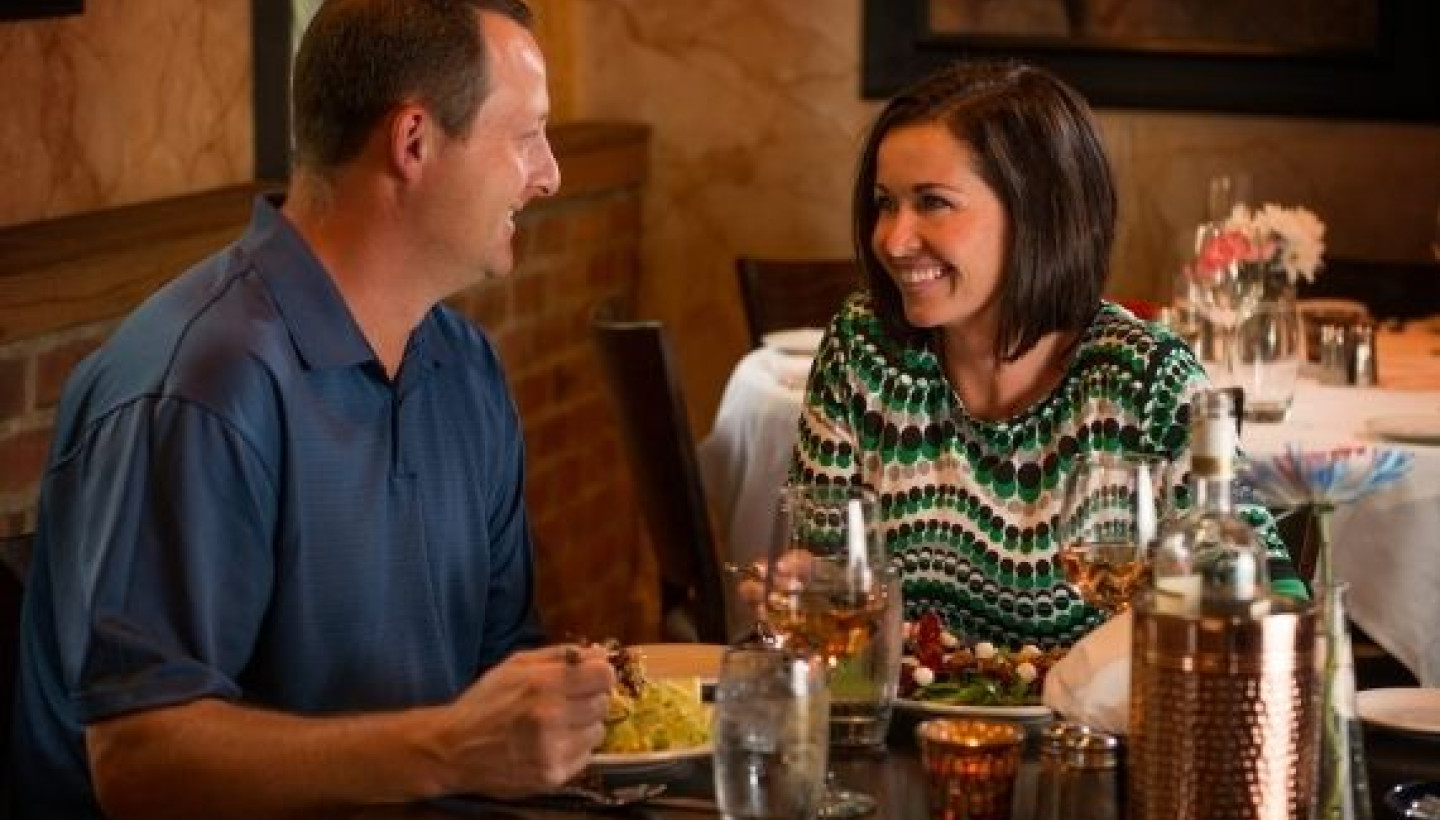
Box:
1057;729;1123;820
1348;322;1377;386
1318;323;1350;385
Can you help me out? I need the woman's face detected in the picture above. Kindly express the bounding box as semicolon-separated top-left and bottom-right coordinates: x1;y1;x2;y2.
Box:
871;122;1009;334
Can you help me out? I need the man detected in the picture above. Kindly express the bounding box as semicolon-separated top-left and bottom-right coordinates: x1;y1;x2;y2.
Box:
11;2;615;817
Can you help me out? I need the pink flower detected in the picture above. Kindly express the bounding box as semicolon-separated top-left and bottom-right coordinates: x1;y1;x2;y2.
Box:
1193;229;1264;278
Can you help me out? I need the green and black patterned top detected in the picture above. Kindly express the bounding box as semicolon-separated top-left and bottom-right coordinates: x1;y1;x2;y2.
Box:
791;293;1304;648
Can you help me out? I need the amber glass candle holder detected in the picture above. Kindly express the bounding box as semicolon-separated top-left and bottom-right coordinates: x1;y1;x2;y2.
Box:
916;719;1025;820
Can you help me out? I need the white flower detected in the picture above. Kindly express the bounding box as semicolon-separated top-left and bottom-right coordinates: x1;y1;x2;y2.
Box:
1251;204;1325;282
913;666;935;687
1207;202;1327;284
940;631;960;649
974;642;997;660
1016;662;1038;684
1017;644;1042;661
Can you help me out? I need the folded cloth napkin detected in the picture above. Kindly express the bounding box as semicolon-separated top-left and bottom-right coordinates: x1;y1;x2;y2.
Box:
1041;610;1132;735
764;350;814;390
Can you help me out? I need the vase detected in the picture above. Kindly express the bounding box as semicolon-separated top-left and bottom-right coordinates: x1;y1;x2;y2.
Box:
1314;549;1373;820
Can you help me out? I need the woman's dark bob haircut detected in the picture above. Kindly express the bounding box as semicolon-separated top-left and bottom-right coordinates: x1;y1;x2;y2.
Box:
851;60;1116;360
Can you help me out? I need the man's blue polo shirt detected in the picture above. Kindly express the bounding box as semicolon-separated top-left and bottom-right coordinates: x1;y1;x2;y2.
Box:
12;196;544;818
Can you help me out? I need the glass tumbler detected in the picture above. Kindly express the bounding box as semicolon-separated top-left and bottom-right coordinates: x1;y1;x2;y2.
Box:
713;647;831;820
1235;301;1302;422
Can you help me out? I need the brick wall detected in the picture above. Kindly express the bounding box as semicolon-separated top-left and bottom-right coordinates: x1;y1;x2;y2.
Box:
0;122;660;644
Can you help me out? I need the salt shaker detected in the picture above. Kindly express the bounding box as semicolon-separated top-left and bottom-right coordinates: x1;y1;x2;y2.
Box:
1318;323;1350;385
1057;729;1122;820
1348;321;1377;386
1034;722;1085;820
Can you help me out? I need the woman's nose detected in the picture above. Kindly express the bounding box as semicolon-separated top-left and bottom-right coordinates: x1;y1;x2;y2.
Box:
875;211;920;257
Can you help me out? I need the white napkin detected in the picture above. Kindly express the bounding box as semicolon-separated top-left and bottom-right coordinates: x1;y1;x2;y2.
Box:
764;350;813;390
1041;610;1132;735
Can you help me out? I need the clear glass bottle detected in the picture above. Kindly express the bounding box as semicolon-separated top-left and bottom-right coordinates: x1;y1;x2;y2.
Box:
1151;388;1270;617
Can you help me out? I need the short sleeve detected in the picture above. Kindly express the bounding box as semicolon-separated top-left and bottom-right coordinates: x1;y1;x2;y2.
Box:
46;397;277;722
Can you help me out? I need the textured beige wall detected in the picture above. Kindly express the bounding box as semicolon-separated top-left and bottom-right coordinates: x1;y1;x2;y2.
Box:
0;0;252;228
566;0;1440;433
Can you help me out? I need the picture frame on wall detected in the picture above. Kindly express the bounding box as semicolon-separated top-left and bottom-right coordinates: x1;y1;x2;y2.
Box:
0;0;82;22
863;0;1440;122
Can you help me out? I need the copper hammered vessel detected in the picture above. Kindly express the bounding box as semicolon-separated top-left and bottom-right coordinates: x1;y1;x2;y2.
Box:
1129;596;1320;820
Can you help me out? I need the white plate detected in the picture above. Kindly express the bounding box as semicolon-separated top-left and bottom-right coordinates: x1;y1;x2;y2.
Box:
1365;414;1440;445
1356;687;1440;735
631;643;725;680
761;328;824;356
895;697;1053;721
589;743;713;777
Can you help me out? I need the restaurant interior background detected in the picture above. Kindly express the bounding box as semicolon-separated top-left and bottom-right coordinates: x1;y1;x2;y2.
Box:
2;0;1439;642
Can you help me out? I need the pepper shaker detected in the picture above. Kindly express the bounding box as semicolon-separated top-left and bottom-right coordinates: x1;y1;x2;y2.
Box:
1348;321;1377;386
1057;729;1123;820
1318;323;1350;386
1035;722;1086;820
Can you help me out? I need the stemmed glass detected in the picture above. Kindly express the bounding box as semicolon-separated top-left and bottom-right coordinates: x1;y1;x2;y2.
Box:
762;483;901;819
1191;223;1268;385
1057;453;1172;615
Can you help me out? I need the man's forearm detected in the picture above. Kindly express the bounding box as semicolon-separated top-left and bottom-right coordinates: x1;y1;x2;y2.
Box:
86;697;452;820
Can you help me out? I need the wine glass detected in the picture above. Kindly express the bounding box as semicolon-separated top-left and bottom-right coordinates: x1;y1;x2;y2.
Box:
1057;453;1172;615
1205;171;1252;223
763;483;902;819
1190;224;1268;385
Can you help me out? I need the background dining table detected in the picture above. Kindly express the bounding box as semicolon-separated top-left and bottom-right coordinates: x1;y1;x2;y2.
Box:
697;322;1440;686
342;714;1440;819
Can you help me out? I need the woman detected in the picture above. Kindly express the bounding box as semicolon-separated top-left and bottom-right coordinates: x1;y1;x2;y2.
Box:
792;61;1304;648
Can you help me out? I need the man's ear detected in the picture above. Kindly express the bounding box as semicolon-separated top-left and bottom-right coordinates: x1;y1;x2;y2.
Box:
388;103;429;182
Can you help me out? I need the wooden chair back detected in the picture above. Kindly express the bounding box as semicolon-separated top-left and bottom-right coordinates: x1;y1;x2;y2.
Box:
735;257;862;348
0;532;31;816
590;299;727;643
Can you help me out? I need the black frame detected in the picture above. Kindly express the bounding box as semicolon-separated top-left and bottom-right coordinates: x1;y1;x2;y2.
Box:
252;1;292;182
0;0;81;22
862;0;1440;122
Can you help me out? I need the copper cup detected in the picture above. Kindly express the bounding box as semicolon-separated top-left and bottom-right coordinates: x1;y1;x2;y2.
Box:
916;719;1025;820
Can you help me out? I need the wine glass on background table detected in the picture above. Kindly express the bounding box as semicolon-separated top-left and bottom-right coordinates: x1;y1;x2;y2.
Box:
1057;454;1173;615
764;483;902;819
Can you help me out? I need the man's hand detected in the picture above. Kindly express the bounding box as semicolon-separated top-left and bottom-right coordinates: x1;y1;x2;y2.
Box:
437;643;616;798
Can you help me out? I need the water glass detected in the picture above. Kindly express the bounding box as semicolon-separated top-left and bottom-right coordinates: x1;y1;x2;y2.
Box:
917;719;1025;820
713;647;830;820
1235;301;1302;422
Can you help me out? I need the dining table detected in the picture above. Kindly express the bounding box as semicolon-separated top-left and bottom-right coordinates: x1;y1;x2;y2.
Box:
342;712;1440;819
696;321;1440;686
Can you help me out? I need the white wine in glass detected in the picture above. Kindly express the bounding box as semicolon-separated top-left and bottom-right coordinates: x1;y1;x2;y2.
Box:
1057;454;1171;615
765;484;901;819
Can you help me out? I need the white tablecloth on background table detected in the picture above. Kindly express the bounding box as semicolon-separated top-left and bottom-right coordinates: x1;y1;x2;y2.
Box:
698;326;1440;684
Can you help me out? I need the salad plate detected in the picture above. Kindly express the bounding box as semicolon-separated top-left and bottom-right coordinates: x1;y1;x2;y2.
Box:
894;697;1053;721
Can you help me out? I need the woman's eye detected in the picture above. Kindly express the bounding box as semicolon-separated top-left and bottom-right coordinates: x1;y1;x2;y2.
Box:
918;193;952;211
873;192;896;214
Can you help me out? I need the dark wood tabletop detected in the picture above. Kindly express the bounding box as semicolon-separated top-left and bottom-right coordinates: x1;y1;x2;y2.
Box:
346;712;1440;820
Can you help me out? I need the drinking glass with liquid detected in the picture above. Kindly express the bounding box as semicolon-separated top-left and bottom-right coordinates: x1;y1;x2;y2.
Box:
1058;453;1172;615
764;483;903;817
713;647;830;820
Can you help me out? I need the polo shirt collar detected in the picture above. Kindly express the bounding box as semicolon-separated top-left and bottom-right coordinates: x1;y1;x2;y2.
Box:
238;195;458;375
